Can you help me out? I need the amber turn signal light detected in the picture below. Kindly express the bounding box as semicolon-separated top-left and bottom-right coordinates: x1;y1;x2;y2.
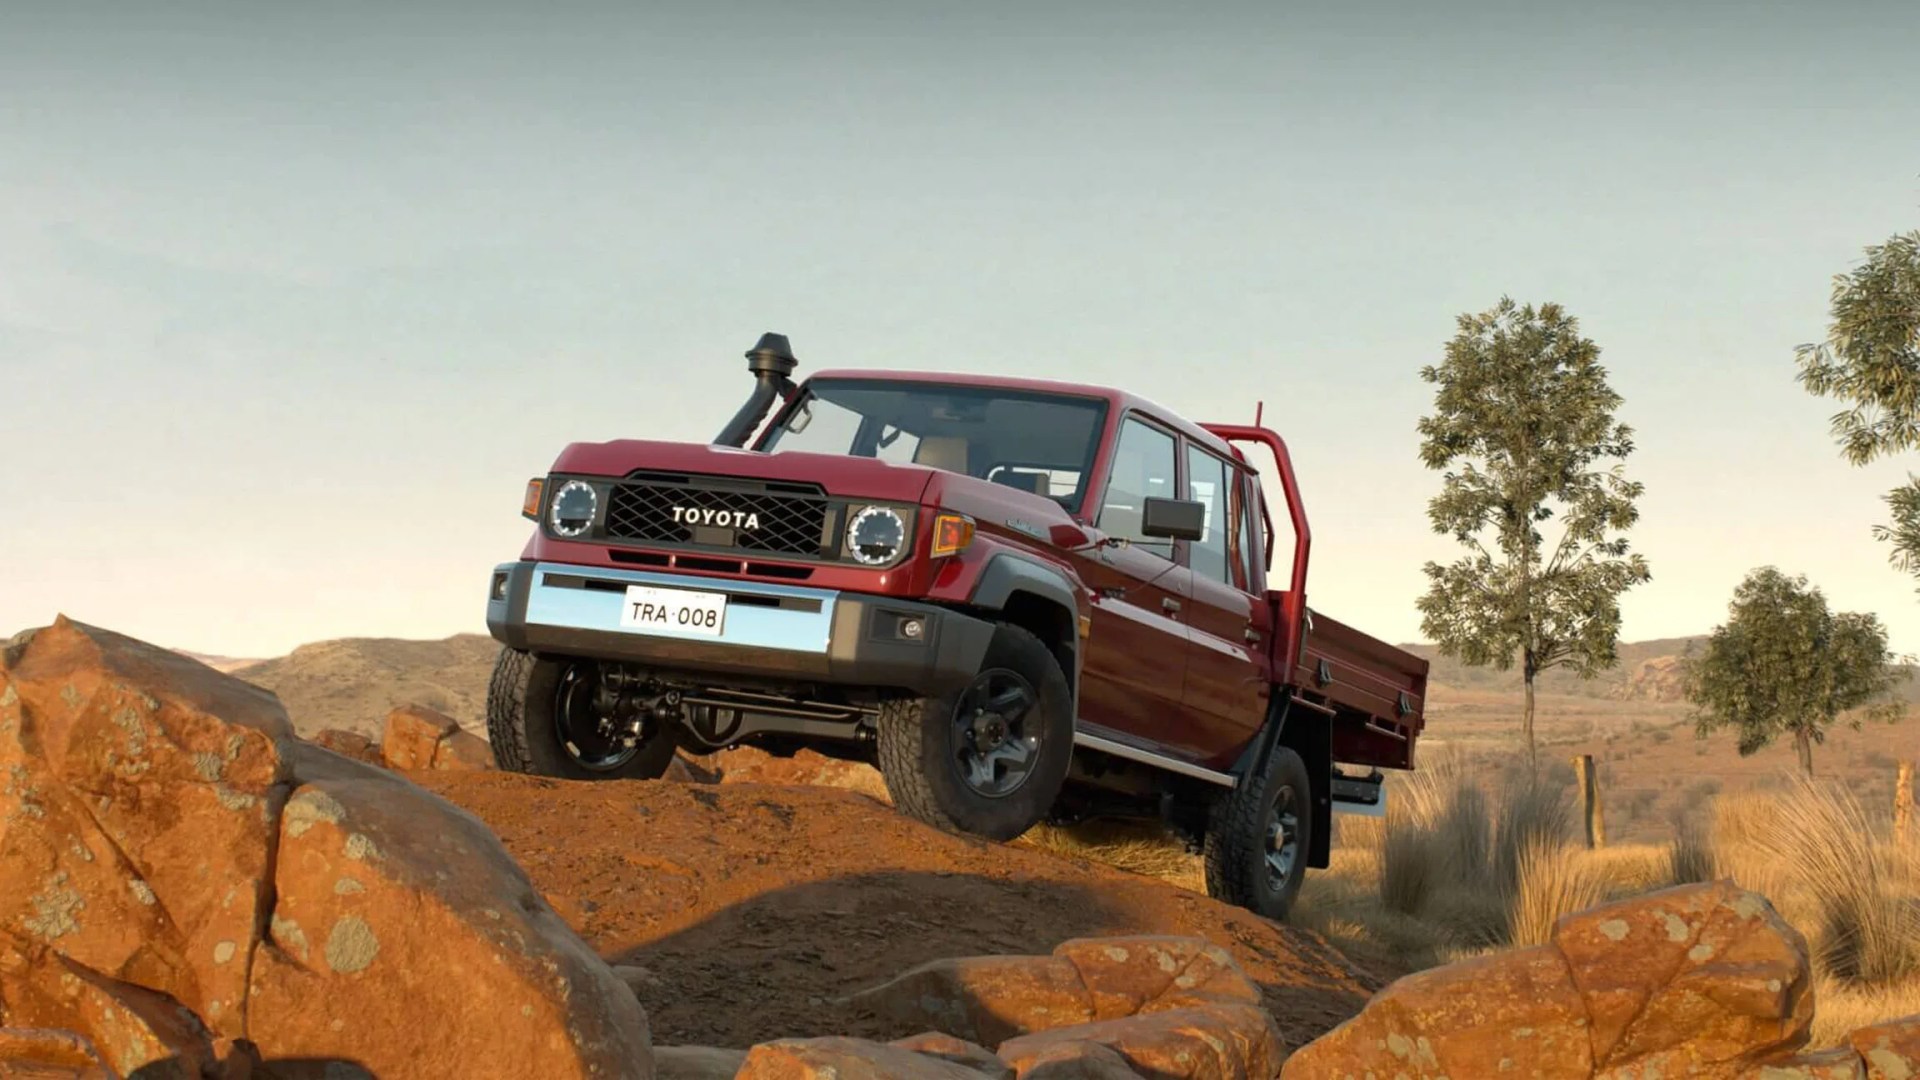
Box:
521;478;544;520
930;512;975;558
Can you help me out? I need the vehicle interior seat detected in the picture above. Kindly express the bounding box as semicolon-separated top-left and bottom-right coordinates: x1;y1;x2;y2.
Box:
991;469;1051;495
913;436;971;475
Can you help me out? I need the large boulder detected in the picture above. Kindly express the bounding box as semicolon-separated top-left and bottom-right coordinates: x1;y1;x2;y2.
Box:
849;935;1279;1079
851;935;1264;1045
0;617;651;1079
1283;880;1813;1079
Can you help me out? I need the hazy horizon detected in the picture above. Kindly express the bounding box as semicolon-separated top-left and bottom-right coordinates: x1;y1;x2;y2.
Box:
5;1;1920;659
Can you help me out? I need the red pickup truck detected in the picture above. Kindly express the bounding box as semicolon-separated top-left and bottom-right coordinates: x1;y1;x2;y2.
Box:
485;334;1428;918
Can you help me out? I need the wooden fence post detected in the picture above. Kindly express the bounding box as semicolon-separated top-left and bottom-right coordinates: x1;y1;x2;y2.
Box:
1897;762;1913;843
1572;754;1606;849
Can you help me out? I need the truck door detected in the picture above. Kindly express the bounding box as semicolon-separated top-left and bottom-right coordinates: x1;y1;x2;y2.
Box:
1074;415;1195;753
1178;443;1270;766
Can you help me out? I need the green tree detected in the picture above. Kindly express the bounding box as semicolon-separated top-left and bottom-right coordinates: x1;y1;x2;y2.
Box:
1796;230;1920;584
1416;297;1651;769
1682;567;1900;775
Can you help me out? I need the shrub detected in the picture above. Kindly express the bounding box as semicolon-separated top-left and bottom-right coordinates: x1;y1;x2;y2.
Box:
1492;770;1573;902
1755;772;1920;984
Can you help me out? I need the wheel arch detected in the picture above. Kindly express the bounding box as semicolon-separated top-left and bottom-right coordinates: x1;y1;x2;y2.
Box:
966;554;1083;701
1233;695;1333;870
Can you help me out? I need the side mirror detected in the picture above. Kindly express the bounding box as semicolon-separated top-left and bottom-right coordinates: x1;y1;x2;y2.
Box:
1141;497;1205;543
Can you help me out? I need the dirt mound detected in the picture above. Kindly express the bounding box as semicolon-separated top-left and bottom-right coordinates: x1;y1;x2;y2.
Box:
417;771;1377;1052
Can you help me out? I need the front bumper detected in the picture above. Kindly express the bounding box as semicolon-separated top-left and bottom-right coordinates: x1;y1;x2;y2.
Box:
485;560;995;697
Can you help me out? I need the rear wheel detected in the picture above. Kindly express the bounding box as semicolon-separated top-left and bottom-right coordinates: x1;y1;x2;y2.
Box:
487;648;679;781
1203;743;1313;920
876;623;1074;842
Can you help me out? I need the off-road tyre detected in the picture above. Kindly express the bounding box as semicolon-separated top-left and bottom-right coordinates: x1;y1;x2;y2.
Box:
876;623;1074;842
1202;743;1314;920
486;647;678;781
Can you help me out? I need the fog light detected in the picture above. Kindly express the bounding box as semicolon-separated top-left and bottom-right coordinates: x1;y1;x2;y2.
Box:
900;617;925;640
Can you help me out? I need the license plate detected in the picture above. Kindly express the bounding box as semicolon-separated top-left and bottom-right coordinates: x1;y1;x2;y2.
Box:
619;585;727;638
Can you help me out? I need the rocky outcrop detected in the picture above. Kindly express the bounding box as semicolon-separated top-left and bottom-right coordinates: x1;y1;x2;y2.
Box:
849;935;1282;1079
379;702;495;771
0;616;650;1079
1283;879;1818;1078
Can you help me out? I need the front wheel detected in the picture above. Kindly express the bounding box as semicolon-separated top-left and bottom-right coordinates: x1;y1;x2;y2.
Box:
1203;743;1314;920
486;648;679;781
876;623;1074;842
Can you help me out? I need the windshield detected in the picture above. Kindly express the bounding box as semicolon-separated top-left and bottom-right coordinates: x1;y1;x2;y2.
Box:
758;378;1109;512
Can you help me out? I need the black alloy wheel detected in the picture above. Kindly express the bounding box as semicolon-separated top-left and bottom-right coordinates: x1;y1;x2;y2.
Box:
951;668;1042;798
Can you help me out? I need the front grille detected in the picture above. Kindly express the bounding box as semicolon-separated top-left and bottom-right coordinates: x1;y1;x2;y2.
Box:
604;473;829;558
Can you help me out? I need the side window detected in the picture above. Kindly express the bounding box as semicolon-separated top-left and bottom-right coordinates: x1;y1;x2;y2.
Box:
1233;470;1262;591
1098;418;1179;557
1184;445;1231;584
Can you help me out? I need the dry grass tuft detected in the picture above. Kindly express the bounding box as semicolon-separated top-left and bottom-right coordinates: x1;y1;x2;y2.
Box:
1491;771;1573;904
1666;814;1716;886
1012;819;1205;893
1753;772;1920;985
1505;838;1612;948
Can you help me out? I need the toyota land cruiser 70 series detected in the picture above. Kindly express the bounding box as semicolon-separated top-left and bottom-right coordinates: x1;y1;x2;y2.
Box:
485;333;1429;918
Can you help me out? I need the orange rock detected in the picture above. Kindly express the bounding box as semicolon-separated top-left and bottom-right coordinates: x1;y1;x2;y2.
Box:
431;729;495;771
1;618;651;1079
1745;1047;1868;1078
246;742;650;1079
851;955;1095;1045
0;950;216;1078
309;729;380;765
1280;943;1593;1078
999;1002;1284;1080
1014;1038;1143;1079
891;1032;1015;1078
0;618;291;1037
1053;936;1261;1020
707;746;890;803
1848;1014;1920;1079
1283;881;1816;1080
737;1037;1002;1079
1558;880;1813;1075
0;1027;116;1079
379;704;459;770
851;934;1267;1047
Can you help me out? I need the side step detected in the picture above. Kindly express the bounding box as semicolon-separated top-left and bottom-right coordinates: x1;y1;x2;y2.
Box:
1330;768;1386;817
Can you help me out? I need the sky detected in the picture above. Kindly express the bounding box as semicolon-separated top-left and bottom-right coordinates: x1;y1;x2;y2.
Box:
2;0;1918;661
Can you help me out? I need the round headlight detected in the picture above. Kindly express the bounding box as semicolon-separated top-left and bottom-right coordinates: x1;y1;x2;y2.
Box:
847;506;906;566
548;480;597;538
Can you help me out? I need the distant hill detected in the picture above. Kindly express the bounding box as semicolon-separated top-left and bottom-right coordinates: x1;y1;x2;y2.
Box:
227;634;500;738
1399;637;1710;703
1403;636;1920;706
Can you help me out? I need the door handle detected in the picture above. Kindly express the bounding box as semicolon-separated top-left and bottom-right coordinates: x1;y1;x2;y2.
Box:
1161;597;1182;614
